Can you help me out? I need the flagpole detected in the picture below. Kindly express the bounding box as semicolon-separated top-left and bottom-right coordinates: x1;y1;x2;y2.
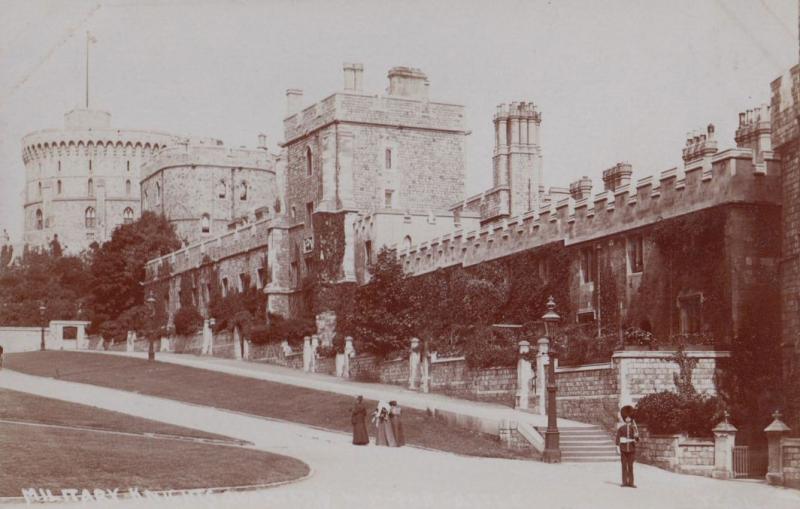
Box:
85;31;90;109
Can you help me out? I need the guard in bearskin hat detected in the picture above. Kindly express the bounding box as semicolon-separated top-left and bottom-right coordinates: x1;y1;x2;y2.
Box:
615;405;640;487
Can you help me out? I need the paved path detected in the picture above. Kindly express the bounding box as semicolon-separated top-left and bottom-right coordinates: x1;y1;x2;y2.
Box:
95;351;591;430
2;369;799;509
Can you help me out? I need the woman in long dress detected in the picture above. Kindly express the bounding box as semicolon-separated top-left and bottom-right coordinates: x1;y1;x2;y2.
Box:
351;395;369;445
389;400;405;446
373;401;396;446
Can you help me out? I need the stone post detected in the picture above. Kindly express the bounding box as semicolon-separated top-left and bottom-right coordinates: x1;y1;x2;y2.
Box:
712;412;738;480
409;337;421;389
537;337;549;415
310;335;320;373
343;336;355;379
201;319;213;355
516;340;533;410
126;330;135;353
302;336;312;372
765;410;791;486
420;343;431;394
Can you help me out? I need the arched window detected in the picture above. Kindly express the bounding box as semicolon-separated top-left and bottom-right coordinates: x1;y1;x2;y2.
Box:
306;147;313;176
201;213;211;234
85;207;96;228
125;179;131;196
240;181;248;200
38;182;42;196
87;178;94;196
385;148;392;170
123;207;134;224
155;182;161;204
218;179;227;198
403;235;412;251
57;180;62;194
35;209;43;230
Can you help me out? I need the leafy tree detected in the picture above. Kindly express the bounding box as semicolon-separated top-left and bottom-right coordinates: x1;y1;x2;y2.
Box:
88;211;181;335
173;305;204;336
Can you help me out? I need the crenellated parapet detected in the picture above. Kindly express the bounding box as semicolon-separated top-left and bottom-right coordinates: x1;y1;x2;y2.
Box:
140;141;275;181
399;130;780;277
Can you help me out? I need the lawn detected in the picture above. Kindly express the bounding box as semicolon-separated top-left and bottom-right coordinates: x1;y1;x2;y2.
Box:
7;351;534;460
0;388;232;442
0;422;309;497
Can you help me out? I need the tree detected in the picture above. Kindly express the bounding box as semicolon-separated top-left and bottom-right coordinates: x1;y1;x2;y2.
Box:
88;211;181;335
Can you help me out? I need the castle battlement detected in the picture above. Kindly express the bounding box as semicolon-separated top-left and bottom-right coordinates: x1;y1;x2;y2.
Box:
398;134;780;277
140;141;275;181
281;64;466;145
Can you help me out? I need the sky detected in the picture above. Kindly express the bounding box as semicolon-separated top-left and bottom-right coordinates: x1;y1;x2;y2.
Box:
0;0;797;241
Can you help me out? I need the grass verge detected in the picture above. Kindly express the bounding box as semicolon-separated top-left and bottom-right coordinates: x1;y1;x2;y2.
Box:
7;351;534;460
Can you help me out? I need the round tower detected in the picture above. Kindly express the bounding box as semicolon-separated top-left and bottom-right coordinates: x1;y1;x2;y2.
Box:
21;109;178;253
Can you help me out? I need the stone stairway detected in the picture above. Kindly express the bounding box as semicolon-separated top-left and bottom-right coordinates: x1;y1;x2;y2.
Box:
537;425;619;462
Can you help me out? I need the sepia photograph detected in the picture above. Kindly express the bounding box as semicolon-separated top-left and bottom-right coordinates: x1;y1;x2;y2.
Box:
0;0;799;507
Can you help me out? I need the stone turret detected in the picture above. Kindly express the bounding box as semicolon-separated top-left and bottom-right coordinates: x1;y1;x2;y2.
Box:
493;101;544;217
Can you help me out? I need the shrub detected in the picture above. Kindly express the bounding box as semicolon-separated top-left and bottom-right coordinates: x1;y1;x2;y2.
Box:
317;345;337;358
463;326;518;368
635;390;724;437
173;305;204;336
249;323;270;344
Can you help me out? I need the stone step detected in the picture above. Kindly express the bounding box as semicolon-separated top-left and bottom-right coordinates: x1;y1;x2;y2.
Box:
562;445;618;451
562;456;619;463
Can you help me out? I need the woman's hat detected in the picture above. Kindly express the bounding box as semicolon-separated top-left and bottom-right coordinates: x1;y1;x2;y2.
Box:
620;405;635;420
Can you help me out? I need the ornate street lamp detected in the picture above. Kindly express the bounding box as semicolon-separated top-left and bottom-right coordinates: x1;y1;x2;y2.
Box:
145;291;157;362
39;302;47;351
542;296;561;463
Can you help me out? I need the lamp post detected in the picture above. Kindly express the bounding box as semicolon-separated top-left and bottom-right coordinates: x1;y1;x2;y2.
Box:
146;291;156;362
39;302;47;351
542;296;561;463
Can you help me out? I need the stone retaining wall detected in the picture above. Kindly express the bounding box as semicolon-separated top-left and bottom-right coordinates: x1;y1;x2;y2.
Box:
637;428;715;477
555;363;619;432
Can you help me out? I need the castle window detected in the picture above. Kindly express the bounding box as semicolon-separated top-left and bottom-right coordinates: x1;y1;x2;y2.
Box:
221;277;229;297
238;273;249;291
306;147;313;176
257;267;267;288
89;160;92;173
35;209;43;230
201;214;211;234
87;179;94;196
57;180;62;195
125;179;132;196
126;161;130;172
306;202;314;224
240;181;248;200
85;207;96;228
385;148;392;170
291;206;297;219
385;190;394;208
218;179;227;198
155;182;161;204
123;207;134;224
580;246;596;284
38;182;42;196
58;161;61;172
678;293;703;334
403;235;412;251
627;234;644;273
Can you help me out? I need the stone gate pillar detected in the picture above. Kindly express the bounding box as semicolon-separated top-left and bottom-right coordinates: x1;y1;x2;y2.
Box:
516;340;533;410
310;335;320;372
712;412;738;480
302;336;312;372
765;410;791;486
409;337;421;389
537;337;549;416
343;336;355;379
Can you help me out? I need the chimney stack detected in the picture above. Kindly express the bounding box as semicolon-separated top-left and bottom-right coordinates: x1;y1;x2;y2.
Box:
569;176;593;200
602;163;633;192
343;63;364;92
257;133;268;151
387;66;429;100
286;89;303;116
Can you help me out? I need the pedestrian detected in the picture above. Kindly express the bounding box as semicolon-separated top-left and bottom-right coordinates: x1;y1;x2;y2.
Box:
389;400;405;446
372;401;396;446
615;405;640;488
350;395;369;445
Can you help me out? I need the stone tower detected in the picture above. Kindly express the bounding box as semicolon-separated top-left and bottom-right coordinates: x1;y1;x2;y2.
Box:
492;101;543;217
21;109;177;253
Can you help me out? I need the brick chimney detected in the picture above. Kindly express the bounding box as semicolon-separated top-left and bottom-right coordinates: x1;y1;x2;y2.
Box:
602;163;633;192
343;63;364;92
286;89;303;116
569;176;593;200
387;66;429;100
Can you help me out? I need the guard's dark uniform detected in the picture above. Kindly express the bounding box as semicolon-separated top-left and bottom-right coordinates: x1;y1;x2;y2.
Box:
615;410;639;487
